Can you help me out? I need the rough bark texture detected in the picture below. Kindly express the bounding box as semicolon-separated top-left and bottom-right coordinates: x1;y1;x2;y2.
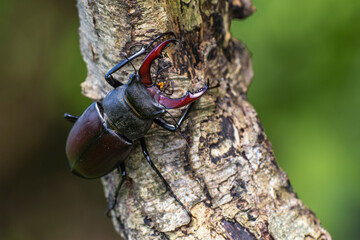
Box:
76;0;331;239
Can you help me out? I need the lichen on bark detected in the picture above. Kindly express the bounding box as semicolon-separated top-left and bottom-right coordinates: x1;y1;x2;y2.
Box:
76;0;331;239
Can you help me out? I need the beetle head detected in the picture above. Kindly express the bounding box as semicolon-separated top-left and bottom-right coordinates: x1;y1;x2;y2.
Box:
138;39;208;109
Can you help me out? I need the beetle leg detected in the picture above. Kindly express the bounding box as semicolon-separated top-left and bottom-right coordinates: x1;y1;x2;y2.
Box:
139;39;179;86
105;47;147;88
105;32;177;88
154;103;193;131
64;113;79;123
140;138;193;218
164;79;175;96
156;82;208;109
105;164;127;217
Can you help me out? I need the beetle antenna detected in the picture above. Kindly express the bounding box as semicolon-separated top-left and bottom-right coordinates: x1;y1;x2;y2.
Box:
120;53;137;73
155;65;171;82
166;79;175;96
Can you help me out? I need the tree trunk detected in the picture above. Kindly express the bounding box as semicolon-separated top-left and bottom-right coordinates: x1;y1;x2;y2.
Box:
76;0;331;239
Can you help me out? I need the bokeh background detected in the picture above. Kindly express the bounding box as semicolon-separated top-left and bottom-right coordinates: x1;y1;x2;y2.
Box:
0;0;359;239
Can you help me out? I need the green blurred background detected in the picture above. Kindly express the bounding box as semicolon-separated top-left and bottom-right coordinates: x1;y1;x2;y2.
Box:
0;0;358;239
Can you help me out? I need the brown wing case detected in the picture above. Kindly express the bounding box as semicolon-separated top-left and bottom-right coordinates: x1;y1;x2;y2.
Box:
65;102;132;179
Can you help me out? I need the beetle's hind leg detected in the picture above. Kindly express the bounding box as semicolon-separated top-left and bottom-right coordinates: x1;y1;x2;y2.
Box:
140;138;193;218
105;164;127;217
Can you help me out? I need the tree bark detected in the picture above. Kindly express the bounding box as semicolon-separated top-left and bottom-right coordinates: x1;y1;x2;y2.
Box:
76;0;331;239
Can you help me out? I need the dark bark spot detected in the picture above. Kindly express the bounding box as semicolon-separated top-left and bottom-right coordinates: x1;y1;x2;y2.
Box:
223;69;229;78
86;0;100;37
151;230;169;239
183;164;191;172
115;216;128;240
223;45;232;62
92;16;97;27
220;116;235;141
304;234;315;239
191;43;200;66
247;209;259;221
144;216;153;226
276;191;281;201
230;178;246;197
203;184;213;207
180;63;192;79
181;229;189;235
210;13;225;45
228;0;255;19
237;179;246;190
203;199;212;207
259;220;274;240
257;133;265;143
207;47;218;61
284;178;294;193
180;0;190;14
89;44;98;62
210;116;236;164
236;199;250;211
241;151;248;161
316;233;329;240
230;185;237;197
271;157;279;169
145;28;156;34
183;146;197;178
223;39;238;62
221;219;256;240
210;145;235;164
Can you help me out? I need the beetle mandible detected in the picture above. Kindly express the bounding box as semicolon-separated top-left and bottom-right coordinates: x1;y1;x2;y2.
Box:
64;33;207;217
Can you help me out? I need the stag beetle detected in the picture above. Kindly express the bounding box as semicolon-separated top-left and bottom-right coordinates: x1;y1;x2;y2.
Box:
64;33;207;217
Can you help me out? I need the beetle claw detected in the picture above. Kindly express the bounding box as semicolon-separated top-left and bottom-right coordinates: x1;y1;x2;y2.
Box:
156;82;208;109
139;39;179;86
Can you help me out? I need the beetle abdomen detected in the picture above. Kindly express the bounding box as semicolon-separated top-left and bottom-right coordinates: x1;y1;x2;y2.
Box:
65;102;132;179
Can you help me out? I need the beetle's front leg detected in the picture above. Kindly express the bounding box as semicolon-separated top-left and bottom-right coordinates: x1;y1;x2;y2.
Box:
154;103;193;131
105;47;147;88
105;32;177;88
105;74;123;88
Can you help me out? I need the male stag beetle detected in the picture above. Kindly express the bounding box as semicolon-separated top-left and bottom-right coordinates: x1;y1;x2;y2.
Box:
64;33;207;217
